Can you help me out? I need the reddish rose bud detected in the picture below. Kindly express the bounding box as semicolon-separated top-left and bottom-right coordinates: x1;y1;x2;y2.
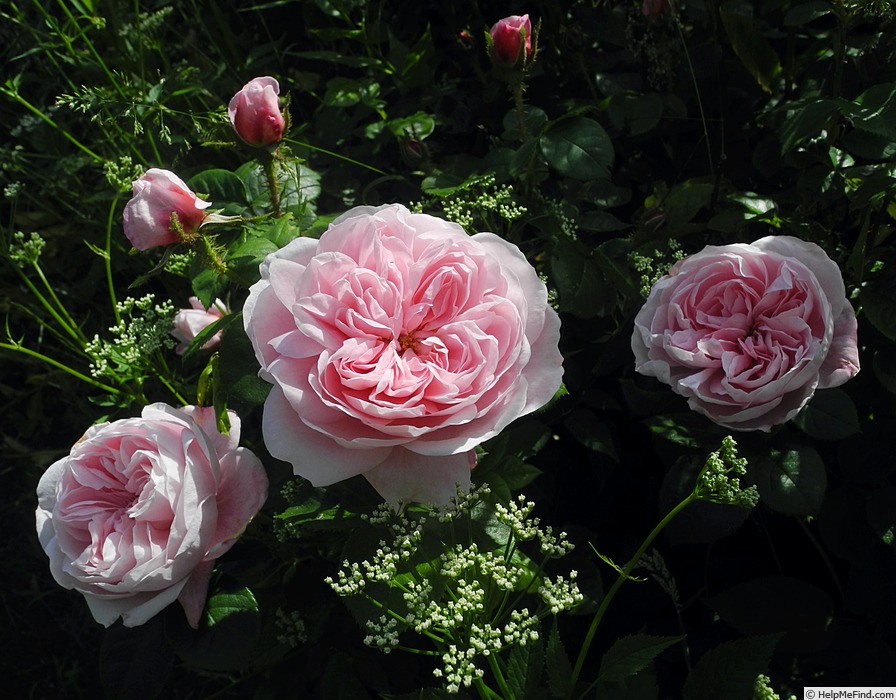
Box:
122;169;211;250
488;14;532;68
228;76;285;148
642;0;668;18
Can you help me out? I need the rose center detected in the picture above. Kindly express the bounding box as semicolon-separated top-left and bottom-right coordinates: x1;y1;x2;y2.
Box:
397;331;420;355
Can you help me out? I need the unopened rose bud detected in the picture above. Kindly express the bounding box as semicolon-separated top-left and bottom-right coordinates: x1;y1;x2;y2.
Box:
488;14;533;68
642;0;668;18
171;297;228;355
228;76;286;148
122;169;211;250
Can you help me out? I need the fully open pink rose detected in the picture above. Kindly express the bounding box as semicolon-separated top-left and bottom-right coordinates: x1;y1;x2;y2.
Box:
172;297;228;355
489;15;532;68
243;203;563;505
122;169;212;250
632;236;860;431
35;403;268;628
228;76;285;148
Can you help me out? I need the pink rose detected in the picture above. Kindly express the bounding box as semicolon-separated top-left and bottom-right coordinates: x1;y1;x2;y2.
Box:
631;236;860;431
228;76;285;148
243;203;563;505
122;169;212;250
642;0;668;18
172;297;228;355
489;15;533;68
35;403;268;628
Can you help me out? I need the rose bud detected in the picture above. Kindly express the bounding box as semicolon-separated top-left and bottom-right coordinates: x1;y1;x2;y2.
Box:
172;297;228;355
228;76;286;148
122;169;212;250
488;14;533;68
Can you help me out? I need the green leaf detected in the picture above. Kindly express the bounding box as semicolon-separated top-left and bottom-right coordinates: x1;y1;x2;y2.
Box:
682;634;781;700
540;117;614;181
166;587;261;673
719;1;781;93
506;636;544;700
550;237;607;318
216;317;271;406
226;236;279;281
607;92;664;136
546;621;573;698
783;1;833;25
793;388;860;440
860;273;896;340
188;169;248;212
708;575;833;653
755;445;827;515
663;180;714;228
598;634;684;684
564;407;618;461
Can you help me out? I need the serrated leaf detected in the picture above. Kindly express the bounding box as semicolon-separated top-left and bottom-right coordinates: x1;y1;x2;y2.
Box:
540;117;614;181
206;586;259;626
793;388;860;440
546;621;573;698
598;634;684;684
507;636;544;700
755;445;827;515
682;634;781;700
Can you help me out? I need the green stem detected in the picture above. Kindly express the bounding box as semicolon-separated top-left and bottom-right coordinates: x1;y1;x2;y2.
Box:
513;82;529;142
674;17;714;181
105;195;122;324
0;342;122;396
568;492;698;694
473;677;505;700
263;154;281;217
199;233;252;287
10;263;85;346
487;653;514;700
0;86;103;164
282;138;388;175
30;261;82;341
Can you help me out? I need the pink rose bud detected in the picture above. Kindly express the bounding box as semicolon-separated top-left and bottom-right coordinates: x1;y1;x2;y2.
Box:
228;76;285;148
172;297;228;355
122;169;212;250
642;0;668;17
36;403;268;628
488;14;532;68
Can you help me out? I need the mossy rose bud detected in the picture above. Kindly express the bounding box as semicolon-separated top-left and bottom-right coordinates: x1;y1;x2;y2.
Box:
228;76;285;148
122;169;211;250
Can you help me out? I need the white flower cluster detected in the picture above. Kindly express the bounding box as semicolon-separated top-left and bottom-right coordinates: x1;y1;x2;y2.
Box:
275;608;307;648
538;571;584;615
325;484;585;692
441;174;527;232
7;231;45;266
695;436;759;508
496;494;575;557
363;614;400;653
85;294;175;379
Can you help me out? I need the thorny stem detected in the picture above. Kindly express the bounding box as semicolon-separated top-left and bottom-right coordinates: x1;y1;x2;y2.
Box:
199;233;252;288
263;153;282;217
513;81;529;142
568;492;698;696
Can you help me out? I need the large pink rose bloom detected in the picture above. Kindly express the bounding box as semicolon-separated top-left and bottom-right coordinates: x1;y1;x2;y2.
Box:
122;168;212;250
35;403;268;628
632;236;860;431
228;76;285;148
243;203;563;505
